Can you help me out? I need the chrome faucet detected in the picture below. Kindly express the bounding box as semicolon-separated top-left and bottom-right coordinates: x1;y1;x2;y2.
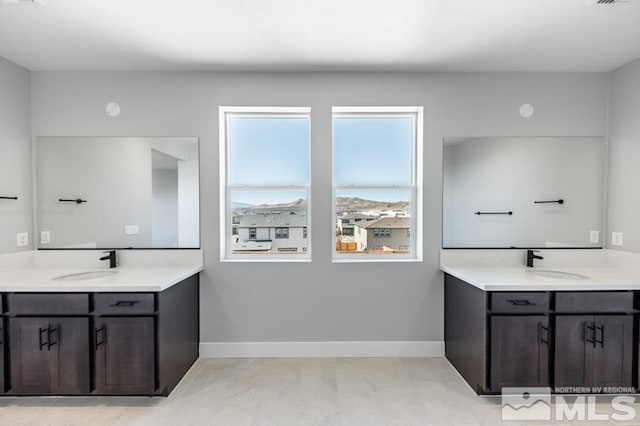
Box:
526;249;543;267
100;250;117;268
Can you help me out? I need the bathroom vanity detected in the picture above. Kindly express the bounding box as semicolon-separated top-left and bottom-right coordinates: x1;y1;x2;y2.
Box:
442;249;640;395
0;250;202;397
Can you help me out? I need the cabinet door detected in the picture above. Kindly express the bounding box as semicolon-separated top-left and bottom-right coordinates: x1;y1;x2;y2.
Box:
94;317;155;394
592;315;633;388
10;318;51;394
10;317;90;395
555;315;594;388
49;318;90;394
490;315;549;390
0;319;5;393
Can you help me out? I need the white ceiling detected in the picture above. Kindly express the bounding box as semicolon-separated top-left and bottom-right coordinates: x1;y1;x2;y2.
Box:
0;0;639;72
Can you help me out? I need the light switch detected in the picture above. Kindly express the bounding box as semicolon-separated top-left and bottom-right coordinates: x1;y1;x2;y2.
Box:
40;230;51;245
612;232;624;246
125;225;139;235
589;230;599;244
16;232;28;247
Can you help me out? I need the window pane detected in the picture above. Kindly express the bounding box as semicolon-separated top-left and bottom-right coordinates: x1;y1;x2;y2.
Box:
334;117;413;185
335;189;411;254
229;116;310;185
231;190;307;254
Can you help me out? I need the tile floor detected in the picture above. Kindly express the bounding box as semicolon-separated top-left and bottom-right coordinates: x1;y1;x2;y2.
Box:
0;358;639;425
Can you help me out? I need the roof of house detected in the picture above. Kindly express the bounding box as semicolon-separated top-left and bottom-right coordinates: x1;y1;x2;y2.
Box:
238;213;307;228
338;213;379;221
353;216;410;229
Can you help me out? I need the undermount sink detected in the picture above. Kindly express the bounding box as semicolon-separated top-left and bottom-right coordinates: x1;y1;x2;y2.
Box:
525;269;590;280
53;270;117;282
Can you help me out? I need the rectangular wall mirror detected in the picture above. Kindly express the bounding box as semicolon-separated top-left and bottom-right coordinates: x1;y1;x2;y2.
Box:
36;137;200;249
443;136;604;248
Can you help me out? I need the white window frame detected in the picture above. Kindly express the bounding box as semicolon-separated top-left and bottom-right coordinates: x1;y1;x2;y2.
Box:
332;106;423;262
219;106;312;262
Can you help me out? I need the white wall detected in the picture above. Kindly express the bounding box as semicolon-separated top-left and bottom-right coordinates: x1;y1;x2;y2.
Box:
0;57;32;254
152;169;179;247
30;71;608;344
443;137;603;248
607;57;640;252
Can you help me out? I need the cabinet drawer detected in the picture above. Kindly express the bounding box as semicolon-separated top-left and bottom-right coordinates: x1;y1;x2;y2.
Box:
490;292;549;313
555;292;633;313
94;293;155;314
7;294;89;315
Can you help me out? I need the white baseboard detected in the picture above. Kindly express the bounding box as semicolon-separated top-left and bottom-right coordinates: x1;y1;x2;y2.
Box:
200;341;444;358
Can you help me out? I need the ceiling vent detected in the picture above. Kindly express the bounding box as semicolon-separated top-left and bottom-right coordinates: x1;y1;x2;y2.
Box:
594;0;628;4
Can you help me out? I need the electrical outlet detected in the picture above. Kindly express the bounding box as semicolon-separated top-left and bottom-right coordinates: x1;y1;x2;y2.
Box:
612;232;624;246
590;230;599;244
40;230;51;245
16;232;28;247
124;225;139;235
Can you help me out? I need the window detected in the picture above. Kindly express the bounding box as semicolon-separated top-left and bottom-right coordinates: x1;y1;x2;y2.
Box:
275;227;289;239
220;107;311;261
373;228;391;238
332;107;423;261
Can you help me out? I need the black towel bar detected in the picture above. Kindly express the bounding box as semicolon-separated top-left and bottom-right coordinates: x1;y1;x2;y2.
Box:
59;198;87;204
474;211;513;215
534;199;564;204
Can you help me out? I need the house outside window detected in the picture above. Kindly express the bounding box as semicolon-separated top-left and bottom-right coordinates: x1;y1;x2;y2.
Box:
249;228;256;240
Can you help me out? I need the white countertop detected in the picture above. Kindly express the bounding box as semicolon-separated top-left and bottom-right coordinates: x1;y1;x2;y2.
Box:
0;266;203;292
0;250;203;292
441;249;640;291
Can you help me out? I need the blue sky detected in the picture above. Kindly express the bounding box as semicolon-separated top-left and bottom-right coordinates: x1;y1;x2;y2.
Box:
333;117;413;186
229;116;310;186
229;116;413;205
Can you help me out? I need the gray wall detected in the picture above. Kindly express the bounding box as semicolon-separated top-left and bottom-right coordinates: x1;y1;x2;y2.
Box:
152;169;179;247
37;137;153;248
30;71;608;343
608;57;640;252
0;57;32;254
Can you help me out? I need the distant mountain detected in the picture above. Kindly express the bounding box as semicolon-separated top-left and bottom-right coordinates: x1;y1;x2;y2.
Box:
233;198;307;215
254;198;306;209
336;197;409;213
233;197;408;215
231;202;255;210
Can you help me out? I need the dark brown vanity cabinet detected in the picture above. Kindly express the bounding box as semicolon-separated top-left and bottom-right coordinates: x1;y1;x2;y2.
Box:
7;293;91;395
93;292;156;394
445;273;638;394
0;273;199;397
10;317;90;395
94;317;155;394
0;318;5;394
555;315;633;389
490;315;550;389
